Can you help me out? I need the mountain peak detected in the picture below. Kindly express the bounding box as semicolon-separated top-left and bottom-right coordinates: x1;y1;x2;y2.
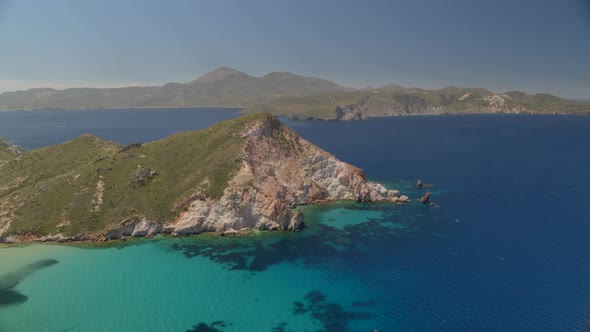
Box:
209;66;243;74
263;71;299;78
190;67;252;84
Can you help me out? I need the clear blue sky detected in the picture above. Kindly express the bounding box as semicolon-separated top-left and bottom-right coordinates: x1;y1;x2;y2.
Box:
0;0;589;98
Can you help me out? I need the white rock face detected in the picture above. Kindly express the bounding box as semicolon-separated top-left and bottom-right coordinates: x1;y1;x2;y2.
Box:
131;219;162;237
166;115;405;236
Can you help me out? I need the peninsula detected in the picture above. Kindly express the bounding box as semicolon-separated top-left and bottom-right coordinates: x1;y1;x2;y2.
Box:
1;67;588;119
0;113;406;243
247;87;590;120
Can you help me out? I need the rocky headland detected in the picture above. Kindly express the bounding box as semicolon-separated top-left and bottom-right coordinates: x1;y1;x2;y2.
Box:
247;87;590;120
331;90;590;120
0;113;407;244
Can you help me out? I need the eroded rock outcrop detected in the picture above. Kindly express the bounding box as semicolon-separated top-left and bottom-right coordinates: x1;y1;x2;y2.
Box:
131;168;158;186
335;95;439;120
169;114;404;236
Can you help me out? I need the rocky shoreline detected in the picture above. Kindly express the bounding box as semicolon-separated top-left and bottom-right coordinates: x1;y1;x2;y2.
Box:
1;191;409;245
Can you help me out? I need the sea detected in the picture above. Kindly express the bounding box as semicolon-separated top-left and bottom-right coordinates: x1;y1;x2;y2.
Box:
0;108;589;331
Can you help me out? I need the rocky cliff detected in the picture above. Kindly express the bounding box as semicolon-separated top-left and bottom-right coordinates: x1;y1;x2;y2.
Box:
170;114;406;236
0;114;406;244
335;94;440;120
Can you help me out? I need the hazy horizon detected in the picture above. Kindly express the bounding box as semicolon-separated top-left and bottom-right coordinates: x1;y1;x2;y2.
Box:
1;66;589;101
1;0;589;99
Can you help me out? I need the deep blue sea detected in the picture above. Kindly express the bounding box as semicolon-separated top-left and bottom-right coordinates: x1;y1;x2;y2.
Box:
1;109;589;331
0;108;241;150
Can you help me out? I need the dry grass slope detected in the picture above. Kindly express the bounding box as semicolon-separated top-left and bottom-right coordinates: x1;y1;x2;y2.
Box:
0;113;272;236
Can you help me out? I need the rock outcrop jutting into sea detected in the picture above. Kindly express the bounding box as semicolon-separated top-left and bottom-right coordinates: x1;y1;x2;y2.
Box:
0;113;406;243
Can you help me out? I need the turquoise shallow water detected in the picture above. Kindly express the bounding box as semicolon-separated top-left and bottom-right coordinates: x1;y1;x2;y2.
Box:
0;203;420;332
0;241;324;331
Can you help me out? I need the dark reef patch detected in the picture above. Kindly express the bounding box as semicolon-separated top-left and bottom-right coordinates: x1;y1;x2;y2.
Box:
0;259;58;308
293;301;307;315
171;202;438;330
292;290;372;331
270;321;287;332
171;202;437;273
0;289;28;307
185;320;230;332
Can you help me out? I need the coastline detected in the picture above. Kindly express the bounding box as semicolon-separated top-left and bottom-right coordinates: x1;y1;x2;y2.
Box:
1;105;588;117
0;195;409;246
282;110;590;121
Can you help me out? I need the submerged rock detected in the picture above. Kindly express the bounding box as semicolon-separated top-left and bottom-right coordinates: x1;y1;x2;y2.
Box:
416;179;432;188
0;259;58;307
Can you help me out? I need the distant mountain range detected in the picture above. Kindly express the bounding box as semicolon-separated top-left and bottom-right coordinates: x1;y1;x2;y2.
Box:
246;86;590;120
1;67;588;119
0;67;351;111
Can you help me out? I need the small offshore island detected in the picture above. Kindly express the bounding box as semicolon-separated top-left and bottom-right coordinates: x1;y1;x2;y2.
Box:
0;113;407;244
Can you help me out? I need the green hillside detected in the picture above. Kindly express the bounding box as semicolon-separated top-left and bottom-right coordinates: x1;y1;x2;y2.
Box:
0;114;267;236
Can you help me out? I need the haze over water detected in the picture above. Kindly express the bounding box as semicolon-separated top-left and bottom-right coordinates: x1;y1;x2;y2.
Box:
1;109;590;331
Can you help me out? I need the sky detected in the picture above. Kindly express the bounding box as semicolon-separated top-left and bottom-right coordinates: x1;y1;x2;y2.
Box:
0;0;589;99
